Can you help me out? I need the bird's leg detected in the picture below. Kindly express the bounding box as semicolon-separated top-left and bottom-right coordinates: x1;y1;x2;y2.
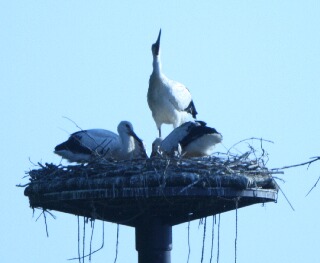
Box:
158;128;162;138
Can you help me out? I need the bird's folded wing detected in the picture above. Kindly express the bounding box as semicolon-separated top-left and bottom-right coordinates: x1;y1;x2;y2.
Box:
77;130;119;153
167;80;193;111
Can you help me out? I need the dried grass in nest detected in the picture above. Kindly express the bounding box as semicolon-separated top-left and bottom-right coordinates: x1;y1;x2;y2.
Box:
24;150;279;196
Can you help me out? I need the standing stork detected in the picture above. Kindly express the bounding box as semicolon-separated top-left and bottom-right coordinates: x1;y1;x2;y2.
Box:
147;29;198;138
54;121;148;163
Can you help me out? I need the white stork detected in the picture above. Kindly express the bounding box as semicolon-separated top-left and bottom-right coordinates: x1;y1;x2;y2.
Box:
151;121;222;158
54;121;148;162
147;29;198;138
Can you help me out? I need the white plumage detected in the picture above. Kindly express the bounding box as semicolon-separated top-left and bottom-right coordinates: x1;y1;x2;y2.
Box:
147;29;198;138
54;121;148;162
151;121;222;158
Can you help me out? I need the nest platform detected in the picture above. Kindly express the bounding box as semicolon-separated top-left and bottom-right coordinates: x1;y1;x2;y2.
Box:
24;155;278;227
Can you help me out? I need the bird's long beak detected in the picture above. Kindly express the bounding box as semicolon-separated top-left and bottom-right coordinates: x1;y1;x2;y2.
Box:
128;130;144;146
128;130;148;158
153;29;161;55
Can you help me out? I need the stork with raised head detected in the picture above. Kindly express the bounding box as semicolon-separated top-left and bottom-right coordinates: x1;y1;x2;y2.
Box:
147;29;198;138
54;121;148;163
151;121;222;158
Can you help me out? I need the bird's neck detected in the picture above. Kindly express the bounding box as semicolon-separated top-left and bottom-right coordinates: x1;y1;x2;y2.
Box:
152;56;162;76
121;136;135;154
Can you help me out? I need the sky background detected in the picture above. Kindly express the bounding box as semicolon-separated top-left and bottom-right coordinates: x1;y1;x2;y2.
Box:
1;1;320;262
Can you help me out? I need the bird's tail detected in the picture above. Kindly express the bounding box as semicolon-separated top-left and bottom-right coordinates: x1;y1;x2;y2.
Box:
185;100;198;118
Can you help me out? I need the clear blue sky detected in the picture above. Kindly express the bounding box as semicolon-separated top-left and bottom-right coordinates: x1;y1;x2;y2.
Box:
1;1;320;262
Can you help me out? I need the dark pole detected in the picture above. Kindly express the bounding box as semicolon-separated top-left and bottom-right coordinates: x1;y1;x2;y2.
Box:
135;217;172;263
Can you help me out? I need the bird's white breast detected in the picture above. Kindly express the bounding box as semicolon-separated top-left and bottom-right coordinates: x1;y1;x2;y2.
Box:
184;133;222;157
148;74;193;128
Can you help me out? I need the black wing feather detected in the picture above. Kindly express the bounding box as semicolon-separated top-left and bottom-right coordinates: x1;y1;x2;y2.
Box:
179;124;219;148
55;133;93;155
184;100;198;118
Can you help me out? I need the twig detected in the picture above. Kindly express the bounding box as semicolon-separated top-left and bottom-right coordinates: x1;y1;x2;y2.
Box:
89;220;95;262
187;221;190;263
62;116;117;161
63;116;84;132
179;177;203;194
234;199;239;263
77;216;80;263
227;137;274;155
28;157;38;166
200;217;207;263
272;157;320;171
16;183;30;187
34;209;56;237
114;224;120;263
82;217;86;263
272;176;286;183
198;218;203;229
43;209;49;237
209;216;215;263
278;185;295;211
306;174;320;197
217;214;220;263
35;209;56;221
68;222;105;261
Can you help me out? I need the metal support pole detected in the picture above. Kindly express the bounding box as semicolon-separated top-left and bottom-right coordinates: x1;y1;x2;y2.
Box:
135;217;172;263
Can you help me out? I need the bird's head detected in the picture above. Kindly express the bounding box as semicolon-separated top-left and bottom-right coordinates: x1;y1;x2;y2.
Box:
118;121;144;145
151;29;161;56
118;121;139;142
118;121;134;135
150;137;163;158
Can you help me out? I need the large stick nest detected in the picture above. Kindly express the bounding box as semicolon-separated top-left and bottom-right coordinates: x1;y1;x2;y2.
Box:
24;152;278;196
